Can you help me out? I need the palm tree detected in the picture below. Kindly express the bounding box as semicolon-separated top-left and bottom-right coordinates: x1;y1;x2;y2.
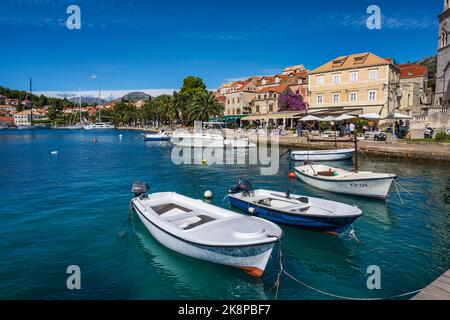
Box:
186;91;224;122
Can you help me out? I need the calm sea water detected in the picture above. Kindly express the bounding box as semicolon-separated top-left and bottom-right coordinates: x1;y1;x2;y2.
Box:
0;129;449;300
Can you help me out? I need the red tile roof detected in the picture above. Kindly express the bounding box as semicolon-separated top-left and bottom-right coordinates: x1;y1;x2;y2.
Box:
257;84;288;93
0;116;14;122
398;63;427;78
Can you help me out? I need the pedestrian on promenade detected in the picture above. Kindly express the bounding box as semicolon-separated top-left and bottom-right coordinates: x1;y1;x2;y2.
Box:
296;122;303;137
349;122;355;136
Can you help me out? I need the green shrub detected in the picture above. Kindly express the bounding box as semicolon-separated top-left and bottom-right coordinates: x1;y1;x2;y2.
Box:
435;132;450;142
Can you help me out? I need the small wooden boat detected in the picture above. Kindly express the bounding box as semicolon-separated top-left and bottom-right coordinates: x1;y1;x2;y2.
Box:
291;148;355;161
228;180;362;234
130;182;283;277
294;164;397;200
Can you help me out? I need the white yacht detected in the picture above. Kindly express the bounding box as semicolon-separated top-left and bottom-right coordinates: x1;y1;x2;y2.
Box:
83;123;115;130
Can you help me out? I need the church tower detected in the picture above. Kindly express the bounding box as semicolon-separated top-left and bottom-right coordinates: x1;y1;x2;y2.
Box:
435;0;450;107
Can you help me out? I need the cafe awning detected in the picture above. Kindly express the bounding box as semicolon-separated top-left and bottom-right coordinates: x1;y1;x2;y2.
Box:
241;112;304;121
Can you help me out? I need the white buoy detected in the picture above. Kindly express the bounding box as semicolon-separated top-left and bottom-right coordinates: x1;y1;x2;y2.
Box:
204;190;213;200
119;134;123;139
51;151;58;155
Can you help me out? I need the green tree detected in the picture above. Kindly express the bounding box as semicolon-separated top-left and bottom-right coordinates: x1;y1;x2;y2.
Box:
180;76;207;95
186;90;224;122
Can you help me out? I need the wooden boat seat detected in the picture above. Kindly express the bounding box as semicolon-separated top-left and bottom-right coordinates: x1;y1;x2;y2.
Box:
282;204;311;212
317;170;338;177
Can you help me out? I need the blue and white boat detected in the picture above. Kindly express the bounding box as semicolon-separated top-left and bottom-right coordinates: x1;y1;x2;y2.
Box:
228;180;363;235
142;131;170;142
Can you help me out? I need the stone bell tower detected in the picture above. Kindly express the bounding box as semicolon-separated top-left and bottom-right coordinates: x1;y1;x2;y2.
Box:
435;0;450;107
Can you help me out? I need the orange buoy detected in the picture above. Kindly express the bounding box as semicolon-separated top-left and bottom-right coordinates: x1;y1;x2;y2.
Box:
288;172;296;179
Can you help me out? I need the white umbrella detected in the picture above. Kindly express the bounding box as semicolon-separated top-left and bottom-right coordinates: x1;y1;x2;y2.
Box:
359;113;381;120
300;115;322;121
320;116;336;122
386;112;412;120
335;114;357;121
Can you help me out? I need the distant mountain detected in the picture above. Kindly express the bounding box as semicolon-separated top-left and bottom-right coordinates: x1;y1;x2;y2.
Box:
68;96;108;105
117;91;152;102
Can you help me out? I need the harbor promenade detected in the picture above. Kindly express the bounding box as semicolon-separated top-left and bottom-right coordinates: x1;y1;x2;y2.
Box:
412;270;450;300
121;126;450;162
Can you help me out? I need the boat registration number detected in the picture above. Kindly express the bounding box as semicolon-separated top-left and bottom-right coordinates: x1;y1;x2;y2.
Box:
350;183;369;188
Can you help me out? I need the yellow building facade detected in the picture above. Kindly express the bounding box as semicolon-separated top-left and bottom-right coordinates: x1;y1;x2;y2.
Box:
308;53;400;117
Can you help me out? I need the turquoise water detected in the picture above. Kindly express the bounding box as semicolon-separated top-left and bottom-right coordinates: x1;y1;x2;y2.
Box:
0;129;449;300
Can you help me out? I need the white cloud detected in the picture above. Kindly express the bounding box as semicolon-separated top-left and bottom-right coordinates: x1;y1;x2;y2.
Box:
36;89;178;100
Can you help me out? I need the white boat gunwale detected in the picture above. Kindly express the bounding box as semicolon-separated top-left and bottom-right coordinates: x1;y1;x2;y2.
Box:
291;148;355;155
132;198;282;248
228;191;362;220
294;167;398;182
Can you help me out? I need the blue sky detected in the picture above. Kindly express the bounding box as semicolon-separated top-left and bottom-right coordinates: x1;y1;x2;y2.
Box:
0;0;441;96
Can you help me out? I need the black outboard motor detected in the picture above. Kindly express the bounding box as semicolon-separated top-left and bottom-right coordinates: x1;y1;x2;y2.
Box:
229;179;253;195
132;181;150;198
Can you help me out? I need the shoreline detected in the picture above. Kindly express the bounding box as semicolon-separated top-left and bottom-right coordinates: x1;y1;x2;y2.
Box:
118;126;450;162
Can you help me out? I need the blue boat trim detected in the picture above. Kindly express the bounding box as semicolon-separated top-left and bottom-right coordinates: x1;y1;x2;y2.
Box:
228;196;357;234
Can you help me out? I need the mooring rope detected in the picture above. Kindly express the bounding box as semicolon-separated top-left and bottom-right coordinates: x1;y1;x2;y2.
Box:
271;235;423;300
393;178;405;205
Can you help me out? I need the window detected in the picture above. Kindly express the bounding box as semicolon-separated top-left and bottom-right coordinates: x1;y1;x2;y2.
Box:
258;95;261;100
350;71;358;82
368;90;377;101
273;94;277;98
264;94;267;99
332;74;341;84
369;69;378;80
317;75;325;85
269;104;273;112
349;92;358;102
332;93;340;103
317;94;324;104
237;98;240;103
256;106;260;113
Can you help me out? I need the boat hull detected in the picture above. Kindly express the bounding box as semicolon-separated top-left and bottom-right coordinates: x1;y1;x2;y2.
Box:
294;169;395;199
133;203;275;277
144;136;170;142
291;149;355;161
228;196;357;234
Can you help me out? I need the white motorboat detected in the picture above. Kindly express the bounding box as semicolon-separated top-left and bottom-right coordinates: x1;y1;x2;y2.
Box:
83;122;115;130
143;131;170;142
227;180;363;234
291;148;355;161
130;182;283;277
172;129;254;148
294;164;397;200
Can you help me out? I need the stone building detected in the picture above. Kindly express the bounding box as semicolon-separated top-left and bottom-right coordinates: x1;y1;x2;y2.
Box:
435;0;450;107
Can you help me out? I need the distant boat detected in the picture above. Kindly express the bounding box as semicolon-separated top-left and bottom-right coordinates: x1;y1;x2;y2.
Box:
294;164;397;200
228;183;363;235
83;123;115;130
172;129;255;148
66;124;83;130
143;131;170;142
291;148;355;161
130;182;283;277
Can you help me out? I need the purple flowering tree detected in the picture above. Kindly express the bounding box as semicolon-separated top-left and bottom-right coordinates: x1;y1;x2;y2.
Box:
279;91;307;112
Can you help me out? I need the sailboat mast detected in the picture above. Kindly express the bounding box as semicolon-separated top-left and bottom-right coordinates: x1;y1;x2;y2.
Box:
98;84;101;123
29;77;33;124
79;87;82;124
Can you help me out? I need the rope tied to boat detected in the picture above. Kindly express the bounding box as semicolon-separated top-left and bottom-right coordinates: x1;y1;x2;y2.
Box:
271;235;424;300
119;201;135;238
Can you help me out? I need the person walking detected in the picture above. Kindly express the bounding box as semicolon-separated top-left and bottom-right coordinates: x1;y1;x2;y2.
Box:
296;122;303;137
349;122;356;136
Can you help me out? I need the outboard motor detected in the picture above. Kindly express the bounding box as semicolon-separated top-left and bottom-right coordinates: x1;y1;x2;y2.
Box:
229;179;253;195
132;181;150;198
